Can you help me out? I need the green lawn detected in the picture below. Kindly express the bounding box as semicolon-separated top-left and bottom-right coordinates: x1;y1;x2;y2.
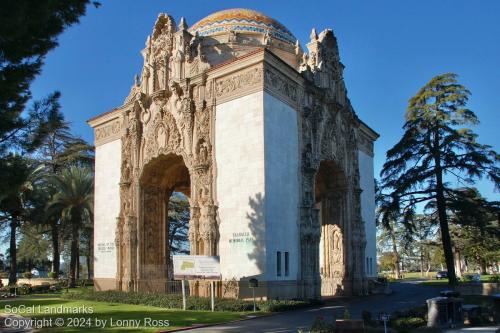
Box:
0;294;247;332
418;274;496;286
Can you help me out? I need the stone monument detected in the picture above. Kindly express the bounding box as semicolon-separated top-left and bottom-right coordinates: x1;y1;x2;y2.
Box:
88;8;379;299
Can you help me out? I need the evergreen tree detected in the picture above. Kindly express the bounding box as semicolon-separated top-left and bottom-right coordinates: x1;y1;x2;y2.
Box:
449;188;500;274
0;156;44;285
380;73;499;286
0;0;99;156
168;194;190;255
17;224;51;273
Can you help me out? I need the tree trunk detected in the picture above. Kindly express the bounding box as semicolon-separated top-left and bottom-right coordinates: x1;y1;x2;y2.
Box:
480;260;487;275
86;254;91;280
8;219;17;286
432;125;458;287
51;221;60;278
434;163;458;287
87;234;93;280
420;245;424;277
390;231;401;279
454;248;462;278
69;221;78;288
76;244;80;281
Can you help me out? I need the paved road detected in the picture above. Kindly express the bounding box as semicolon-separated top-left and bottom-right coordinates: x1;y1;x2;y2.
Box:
181;281;443;332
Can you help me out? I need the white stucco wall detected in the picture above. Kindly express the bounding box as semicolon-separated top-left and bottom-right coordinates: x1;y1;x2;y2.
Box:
263;93;299;281
94;139;121;279
216;91;266;280
358;150;377;277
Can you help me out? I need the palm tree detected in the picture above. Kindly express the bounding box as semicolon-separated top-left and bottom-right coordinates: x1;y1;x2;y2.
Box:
32;99;94;278
47;166;93;287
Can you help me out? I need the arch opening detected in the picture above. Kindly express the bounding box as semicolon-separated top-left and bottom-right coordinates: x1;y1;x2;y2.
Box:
138;153;191;291
314;160;347;296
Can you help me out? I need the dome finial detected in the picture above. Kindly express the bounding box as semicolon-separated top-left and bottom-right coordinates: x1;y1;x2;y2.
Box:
295;40;303;56
310;28;318;41
179;17;188;30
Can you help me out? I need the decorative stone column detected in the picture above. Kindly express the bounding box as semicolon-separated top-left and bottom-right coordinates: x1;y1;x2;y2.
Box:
188;205;200;254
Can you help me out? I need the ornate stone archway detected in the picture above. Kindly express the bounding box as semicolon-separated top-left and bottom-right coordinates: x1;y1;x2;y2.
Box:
114;15;219;293
136;153;189;291
315;160;348;295
300;99;368;297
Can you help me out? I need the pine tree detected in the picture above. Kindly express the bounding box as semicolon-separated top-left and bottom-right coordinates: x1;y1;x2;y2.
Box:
380;73;499;286
47;166;93;287
449;188;500;274
0;0;99;158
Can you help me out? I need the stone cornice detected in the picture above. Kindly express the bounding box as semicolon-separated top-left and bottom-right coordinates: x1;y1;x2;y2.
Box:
357;123;378;157
358;120;379;141
87;108;122;128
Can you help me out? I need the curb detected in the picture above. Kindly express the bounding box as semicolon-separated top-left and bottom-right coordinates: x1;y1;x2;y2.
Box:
159;312;278;332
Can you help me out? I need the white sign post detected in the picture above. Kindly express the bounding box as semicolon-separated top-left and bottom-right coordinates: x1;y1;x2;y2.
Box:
210;281;215;312
181;279;187;310
173;255;221;311
378;312;390;333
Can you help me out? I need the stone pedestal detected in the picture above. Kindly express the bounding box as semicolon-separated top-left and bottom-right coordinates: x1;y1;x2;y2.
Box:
426;297;463;328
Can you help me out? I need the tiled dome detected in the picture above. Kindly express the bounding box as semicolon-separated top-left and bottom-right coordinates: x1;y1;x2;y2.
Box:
189;8;296;45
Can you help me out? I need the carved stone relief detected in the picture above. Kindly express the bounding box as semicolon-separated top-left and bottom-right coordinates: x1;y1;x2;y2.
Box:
94;119;122;145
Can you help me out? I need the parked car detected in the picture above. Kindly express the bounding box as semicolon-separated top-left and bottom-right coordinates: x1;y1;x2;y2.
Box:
436;271;448;279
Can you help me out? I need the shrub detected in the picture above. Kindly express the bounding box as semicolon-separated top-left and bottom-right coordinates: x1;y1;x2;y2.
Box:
377;276;388;284
362;309;373;326
489;274;500;282
48;271;58;279
392;317;426;332
31;283;52;294
258;299;319;312
23;272;33;279
463;275;474;282
310;316;335;333
62;290;319;312
16;283;32;295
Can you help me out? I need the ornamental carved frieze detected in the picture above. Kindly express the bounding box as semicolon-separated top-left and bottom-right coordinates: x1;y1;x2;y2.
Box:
214;65;264;103
264;66;298;107
94;119;122;145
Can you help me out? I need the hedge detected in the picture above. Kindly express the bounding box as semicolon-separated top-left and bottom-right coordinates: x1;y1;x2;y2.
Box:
62;289;320;312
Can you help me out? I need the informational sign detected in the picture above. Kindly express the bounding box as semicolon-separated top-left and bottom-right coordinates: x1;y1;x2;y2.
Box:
173;255;221;280
97;242;115;253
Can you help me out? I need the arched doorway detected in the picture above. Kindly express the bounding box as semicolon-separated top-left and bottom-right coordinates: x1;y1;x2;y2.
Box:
137;153;190;292
314;160;348;296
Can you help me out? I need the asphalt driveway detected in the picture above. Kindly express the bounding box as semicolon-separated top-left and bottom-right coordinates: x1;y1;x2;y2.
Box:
180;281;443;332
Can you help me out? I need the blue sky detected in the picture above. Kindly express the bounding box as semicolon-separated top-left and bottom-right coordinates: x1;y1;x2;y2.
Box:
30;0;499;199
